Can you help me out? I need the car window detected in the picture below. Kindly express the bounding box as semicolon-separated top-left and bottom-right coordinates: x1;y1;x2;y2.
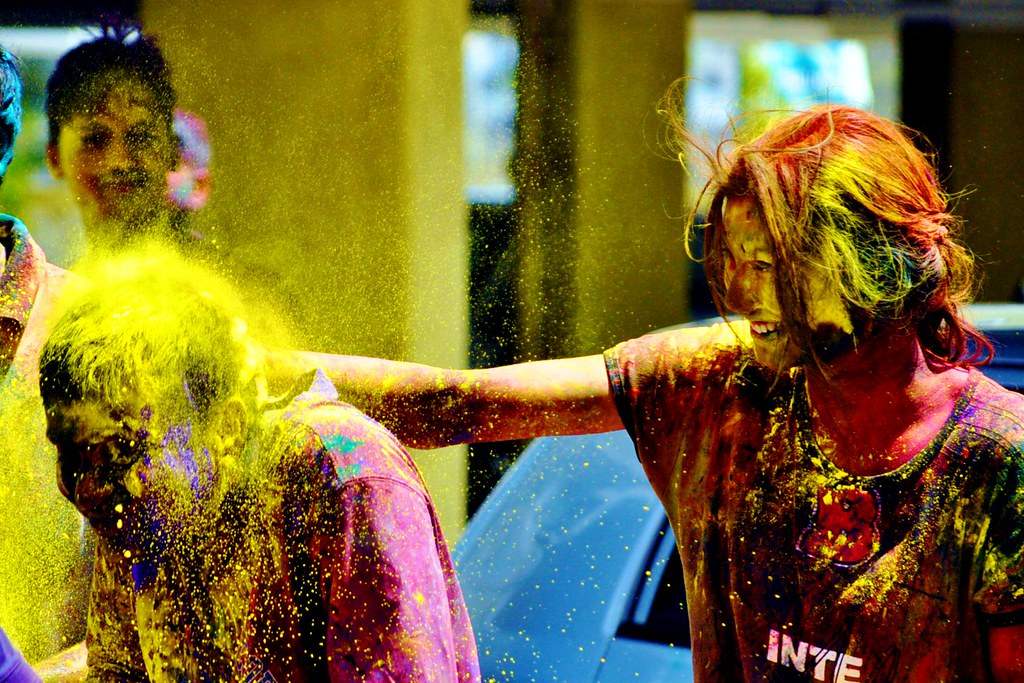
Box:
617;518;691;649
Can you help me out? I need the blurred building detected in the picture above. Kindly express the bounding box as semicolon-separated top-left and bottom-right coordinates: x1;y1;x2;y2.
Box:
1;0;1023;525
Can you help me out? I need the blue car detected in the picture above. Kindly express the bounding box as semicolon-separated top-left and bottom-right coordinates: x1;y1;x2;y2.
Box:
452;305;1024;683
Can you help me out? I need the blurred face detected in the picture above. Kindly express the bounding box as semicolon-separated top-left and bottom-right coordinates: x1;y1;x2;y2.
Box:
721;196;853;371
45;389;232;552
44;398;153;545
48;79;177;238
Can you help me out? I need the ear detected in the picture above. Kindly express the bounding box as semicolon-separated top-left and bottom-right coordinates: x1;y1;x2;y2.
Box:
169;129;183;170
46;143;64;179
211;396;248;458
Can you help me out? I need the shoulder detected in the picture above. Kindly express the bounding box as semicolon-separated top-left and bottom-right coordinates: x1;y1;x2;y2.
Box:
960;372;1024;453
0;213;73;302
608;321;749;370
947;372;1024;488
608;320;749;357
605;321;752;396
265;377;427;497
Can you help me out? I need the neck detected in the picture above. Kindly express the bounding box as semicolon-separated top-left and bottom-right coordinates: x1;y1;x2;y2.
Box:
85;209;174;252
804;325;970;475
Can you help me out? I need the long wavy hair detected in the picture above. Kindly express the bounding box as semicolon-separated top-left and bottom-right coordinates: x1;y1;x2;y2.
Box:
665;97;991;368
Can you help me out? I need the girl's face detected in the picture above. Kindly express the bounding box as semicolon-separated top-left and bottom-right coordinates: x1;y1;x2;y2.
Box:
721;196;854;371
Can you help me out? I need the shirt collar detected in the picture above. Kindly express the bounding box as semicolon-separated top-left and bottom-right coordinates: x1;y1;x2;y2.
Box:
261;368;341;417
294;368;340;404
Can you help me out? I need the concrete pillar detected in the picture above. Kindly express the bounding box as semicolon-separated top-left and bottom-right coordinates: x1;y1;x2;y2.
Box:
948;29;1024;301
902;21;1024;301
143;0;469;537
515;0;691;359
575;0;691;352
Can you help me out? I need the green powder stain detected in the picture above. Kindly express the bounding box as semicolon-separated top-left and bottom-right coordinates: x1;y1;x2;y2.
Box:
322;434;363;455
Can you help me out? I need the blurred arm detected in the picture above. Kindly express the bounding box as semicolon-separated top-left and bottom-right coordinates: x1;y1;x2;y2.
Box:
267;350;622;448
32;642;86;682
0;626;40;682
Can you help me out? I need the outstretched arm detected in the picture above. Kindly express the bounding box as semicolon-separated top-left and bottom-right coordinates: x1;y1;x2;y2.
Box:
267;351;622;448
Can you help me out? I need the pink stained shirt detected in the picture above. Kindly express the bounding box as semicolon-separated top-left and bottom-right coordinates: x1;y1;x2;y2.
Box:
605;323;1024;682
85;370;481;682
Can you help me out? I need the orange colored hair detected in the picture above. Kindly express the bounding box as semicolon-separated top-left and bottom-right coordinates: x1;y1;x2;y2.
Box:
669;102;990;367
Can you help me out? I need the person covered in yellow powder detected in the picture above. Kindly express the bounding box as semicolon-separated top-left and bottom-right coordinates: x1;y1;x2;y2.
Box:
275;105;1024;681
0;43;85;667
0;22;209;666
39;249;480;682
1;22;219;671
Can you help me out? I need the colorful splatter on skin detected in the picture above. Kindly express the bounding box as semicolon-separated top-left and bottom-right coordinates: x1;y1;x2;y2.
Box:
38;251;480;681
271;106;1024;680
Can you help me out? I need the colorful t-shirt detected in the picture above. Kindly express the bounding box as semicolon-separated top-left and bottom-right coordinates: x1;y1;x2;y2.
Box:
0;215;87;662
605;323;1024;682
85;371;481;682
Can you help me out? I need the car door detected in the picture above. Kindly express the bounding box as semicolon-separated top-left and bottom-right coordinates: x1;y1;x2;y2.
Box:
594;518;694;682
455;431;683;682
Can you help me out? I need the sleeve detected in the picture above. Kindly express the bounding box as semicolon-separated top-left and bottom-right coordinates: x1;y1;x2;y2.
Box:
312;475;462;682
974;448;1024;626
82;539;149;683
602;323;744;495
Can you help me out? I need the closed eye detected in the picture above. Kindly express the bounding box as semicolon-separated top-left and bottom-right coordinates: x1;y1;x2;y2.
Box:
81;129;111;151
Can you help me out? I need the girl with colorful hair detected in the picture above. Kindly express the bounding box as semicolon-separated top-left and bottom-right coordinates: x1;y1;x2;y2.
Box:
277;103;1024;680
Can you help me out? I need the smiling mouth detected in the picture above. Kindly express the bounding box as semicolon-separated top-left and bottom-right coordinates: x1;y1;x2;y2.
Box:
749;321;782;338
102;181;146;195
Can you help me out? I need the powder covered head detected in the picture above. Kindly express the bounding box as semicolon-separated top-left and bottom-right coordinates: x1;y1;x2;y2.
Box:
39;245;262;548
673;104;989;371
